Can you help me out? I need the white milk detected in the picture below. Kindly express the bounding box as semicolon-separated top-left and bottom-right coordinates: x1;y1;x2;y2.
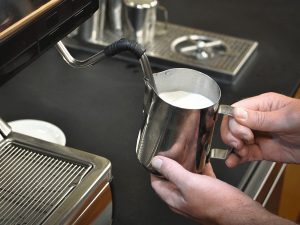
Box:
159;90;214;109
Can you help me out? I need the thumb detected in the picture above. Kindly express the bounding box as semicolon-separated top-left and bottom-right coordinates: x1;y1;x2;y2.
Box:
233;107;285;132
151;156;190;187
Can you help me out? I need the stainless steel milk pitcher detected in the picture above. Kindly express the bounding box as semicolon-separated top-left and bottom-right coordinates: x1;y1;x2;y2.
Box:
55;38;232;175
123;0;168;46
136;68;233;174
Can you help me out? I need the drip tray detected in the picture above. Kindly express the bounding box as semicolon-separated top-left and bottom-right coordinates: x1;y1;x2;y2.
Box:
146;22;258;78
65;22;258;81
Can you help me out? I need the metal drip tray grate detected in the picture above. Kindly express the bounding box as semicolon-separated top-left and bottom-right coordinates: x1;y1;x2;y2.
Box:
146;22;258;77
0;142;91;225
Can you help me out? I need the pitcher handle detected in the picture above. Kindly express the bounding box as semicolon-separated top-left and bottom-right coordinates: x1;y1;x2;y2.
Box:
210;104;234;160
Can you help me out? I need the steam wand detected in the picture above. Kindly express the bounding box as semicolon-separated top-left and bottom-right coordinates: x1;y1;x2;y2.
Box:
55;38;157;92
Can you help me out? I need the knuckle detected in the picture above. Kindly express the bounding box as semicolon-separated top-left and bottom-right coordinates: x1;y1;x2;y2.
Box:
235;125;245;136
229;119;242;134
228;118;237;130
255;112;266;129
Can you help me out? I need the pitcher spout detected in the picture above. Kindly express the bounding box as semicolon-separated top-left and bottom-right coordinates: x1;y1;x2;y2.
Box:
139;54;157;92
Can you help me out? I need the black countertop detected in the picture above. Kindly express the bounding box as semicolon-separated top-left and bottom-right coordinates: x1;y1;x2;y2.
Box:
0;0;300;224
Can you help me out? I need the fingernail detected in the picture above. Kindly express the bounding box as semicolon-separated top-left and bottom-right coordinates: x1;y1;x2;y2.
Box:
225;159;233;167
151;157;163;171
230;141;238;149
243;135;253;144
234;108;248;120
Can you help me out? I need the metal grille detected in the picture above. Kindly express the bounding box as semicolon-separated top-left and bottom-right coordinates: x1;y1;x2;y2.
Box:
0;142;90;225
147;22;258;76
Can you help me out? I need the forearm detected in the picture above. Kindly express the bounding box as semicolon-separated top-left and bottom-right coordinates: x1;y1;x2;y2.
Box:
216;203;298;225
267;214;298;225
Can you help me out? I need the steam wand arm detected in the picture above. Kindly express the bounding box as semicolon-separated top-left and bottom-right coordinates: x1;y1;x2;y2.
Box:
55;38;156;91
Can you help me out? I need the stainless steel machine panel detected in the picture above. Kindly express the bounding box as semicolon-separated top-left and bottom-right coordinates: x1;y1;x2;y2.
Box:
0;119;112;225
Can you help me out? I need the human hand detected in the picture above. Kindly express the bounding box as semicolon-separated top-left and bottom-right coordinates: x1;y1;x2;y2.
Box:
150;156;281;225
221;92;300;167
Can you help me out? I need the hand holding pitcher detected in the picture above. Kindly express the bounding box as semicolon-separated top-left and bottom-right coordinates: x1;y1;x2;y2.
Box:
221;92;300;167
150;92;300;225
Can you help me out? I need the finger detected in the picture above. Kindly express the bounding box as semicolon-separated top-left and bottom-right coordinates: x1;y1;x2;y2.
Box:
225;147;251;167
225;153;243;168
150;174;185;209
169;206;188;218
151;174;179;196
228;118;254;144
220;116;244;149
232;92;292;111
234;146;249;157
151;156;191;190
228;145;249;159
233;107;286;132
241;143;264;161
225;144;264;167
201;162;216;178
232;95;268;110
